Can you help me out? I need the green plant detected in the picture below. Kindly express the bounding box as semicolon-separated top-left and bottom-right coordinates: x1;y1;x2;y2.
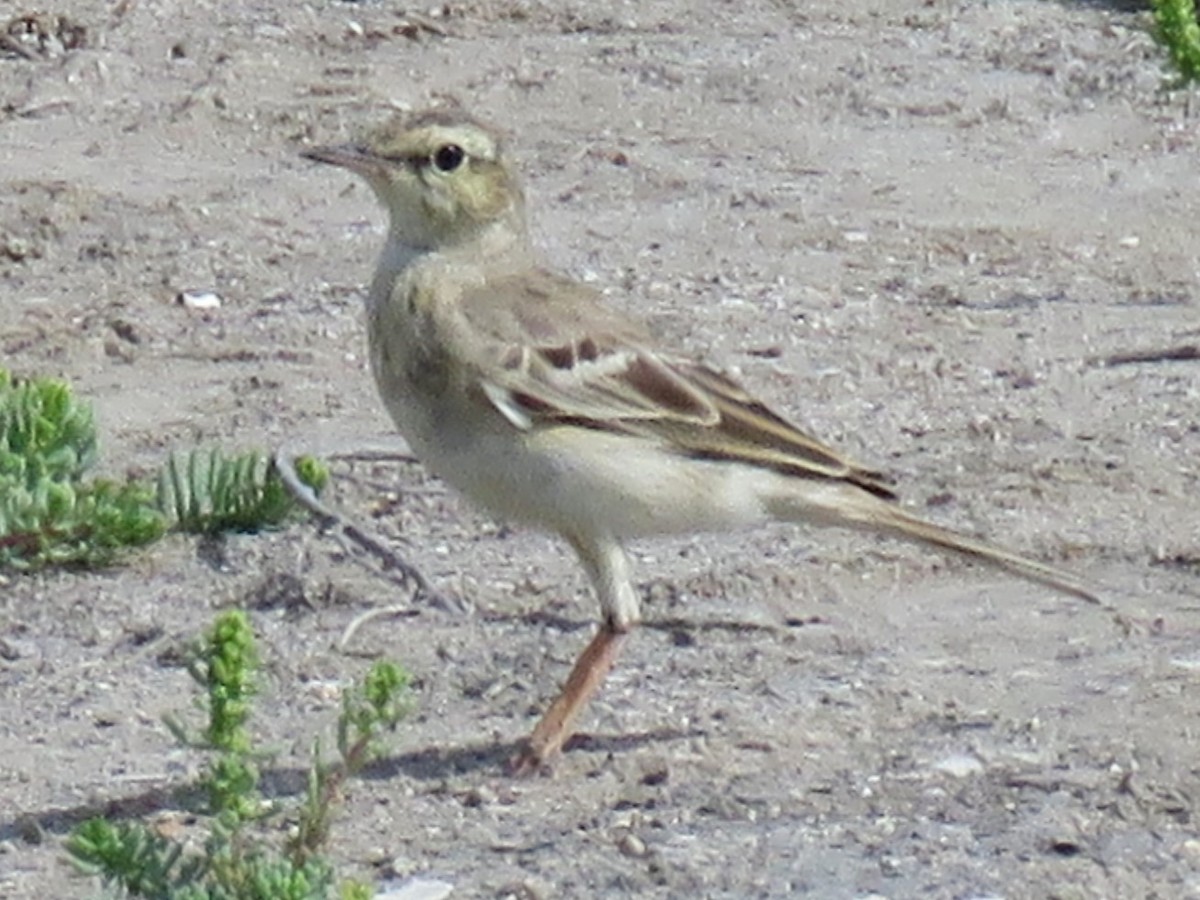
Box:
164;611;263;822
290;661;410;864
1153;0;1200;84
158;450;329;536
67;610;410;899
0;367;329;570
0;369;166;569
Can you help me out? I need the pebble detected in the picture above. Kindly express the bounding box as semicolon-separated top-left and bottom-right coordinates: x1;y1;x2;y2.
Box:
618;833;646;858
499;877;551;900
461;784;497;807
374;877;454;900
932;753;984;778
387;856;419;879
1181;839;1200;867
2;237;34;260
176;289;222;310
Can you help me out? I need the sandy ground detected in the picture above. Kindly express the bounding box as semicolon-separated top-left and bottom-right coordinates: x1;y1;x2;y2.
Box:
2;1;1199;897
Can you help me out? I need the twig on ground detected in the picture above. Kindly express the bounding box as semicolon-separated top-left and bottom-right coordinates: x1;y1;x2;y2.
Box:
337;606;420;654
0;32;37;60
1093;344;1199;368
274;447;471;635
326;449;424;465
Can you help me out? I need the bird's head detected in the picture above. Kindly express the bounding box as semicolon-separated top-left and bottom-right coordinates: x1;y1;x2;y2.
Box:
302;109;526;251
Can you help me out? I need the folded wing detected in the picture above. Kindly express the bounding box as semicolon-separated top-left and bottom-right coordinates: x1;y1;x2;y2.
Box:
457;270;896;500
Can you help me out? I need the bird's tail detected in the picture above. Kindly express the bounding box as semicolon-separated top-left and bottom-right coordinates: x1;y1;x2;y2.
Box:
768;482;1100;604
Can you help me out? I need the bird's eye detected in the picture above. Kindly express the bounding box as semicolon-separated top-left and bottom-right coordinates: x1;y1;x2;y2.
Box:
431;144;465;173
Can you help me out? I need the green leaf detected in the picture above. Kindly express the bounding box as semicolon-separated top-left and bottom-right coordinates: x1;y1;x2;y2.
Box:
157;448;325;535
1153;0;1200;84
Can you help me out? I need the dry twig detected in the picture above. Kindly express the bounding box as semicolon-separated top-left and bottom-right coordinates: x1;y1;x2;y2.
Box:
274;447;469;651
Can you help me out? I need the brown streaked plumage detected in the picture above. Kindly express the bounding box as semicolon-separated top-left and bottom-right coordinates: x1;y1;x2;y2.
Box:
302;109;1100;774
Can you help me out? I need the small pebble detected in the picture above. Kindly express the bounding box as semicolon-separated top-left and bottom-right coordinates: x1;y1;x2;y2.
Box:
374;877;453;900
933;753;984;778
176;289;222;310
2;237;34;260
387;856;419;878
618;833;646;858
461;784;497;807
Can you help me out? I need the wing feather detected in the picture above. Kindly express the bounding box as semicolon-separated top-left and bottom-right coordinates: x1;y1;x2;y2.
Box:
455;269;894;499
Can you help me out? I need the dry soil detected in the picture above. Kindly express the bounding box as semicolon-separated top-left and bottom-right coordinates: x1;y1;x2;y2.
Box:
2;1;1199;897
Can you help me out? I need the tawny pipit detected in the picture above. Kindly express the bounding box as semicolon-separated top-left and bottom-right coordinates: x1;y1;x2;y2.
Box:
302;109;1098;773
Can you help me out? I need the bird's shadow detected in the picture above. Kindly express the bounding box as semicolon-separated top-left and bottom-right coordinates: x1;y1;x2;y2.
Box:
3;726;701;844
6;606;791;843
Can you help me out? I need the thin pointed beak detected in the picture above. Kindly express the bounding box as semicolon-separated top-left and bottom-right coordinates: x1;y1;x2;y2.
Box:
300;143;384;176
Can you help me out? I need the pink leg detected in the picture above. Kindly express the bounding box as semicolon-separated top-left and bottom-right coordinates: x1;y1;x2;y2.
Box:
509;623;628;775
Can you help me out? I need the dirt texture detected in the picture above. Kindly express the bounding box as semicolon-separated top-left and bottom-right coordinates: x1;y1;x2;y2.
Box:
2;1;1199;897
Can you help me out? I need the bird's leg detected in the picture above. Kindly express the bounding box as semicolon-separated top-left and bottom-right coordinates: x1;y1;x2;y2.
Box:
509;536;640;775
509;620;629;774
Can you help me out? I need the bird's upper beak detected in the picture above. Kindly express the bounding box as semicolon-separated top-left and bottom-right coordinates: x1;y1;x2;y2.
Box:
300;143;385;177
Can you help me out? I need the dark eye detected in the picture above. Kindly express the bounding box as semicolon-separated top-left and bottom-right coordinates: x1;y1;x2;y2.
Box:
432;144;465;173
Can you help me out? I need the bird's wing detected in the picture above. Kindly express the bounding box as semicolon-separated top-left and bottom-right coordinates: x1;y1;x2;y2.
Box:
454;269;895;498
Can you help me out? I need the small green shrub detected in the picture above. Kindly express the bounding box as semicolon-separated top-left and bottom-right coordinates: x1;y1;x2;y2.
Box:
0;369;166;569
1153;0;1200;84
158;449;329;536
68;609;409;899
0;367;328;570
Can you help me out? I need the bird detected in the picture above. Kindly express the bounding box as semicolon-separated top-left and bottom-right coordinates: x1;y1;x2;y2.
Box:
301;107;1099;774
